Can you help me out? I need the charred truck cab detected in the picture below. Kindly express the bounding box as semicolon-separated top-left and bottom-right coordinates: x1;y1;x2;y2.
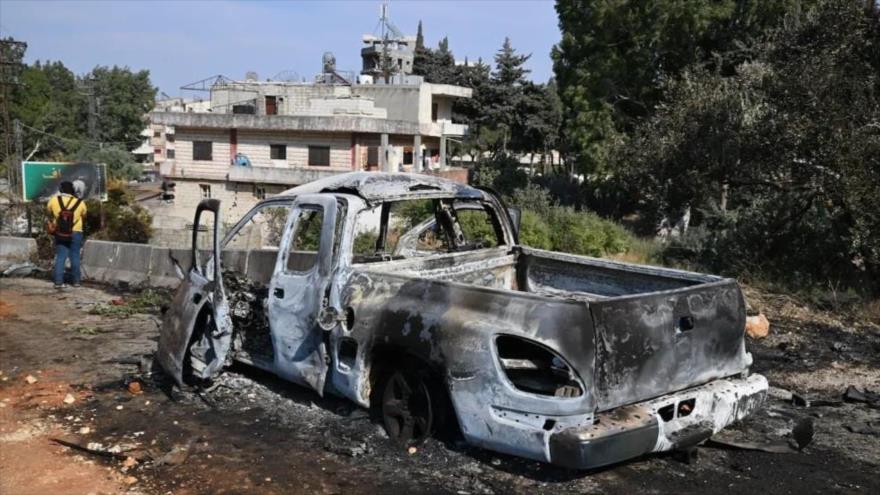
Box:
158;172;768;470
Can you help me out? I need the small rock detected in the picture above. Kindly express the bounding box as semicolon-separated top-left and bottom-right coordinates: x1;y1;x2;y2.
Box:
123;475;138;485
63;393;76;404
407;446;417;455
127;381;142;395
745;314;770;339
767;387;793;402
78;426;91;435
115;405;124;411
122;456;137;468
24;375;38;384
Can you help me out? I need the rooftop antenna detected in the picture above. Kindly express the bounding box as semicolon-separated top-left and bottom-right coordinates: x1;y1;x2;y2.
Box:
378;1;404;39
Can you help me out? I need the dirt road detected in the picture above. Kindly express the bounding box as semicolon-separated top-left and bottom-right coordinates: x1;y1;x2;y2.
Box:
1;278;878;494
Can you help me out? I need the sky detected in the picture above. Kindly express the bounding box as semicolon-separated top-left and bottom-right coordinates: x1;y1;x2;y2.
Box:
0;0;561;96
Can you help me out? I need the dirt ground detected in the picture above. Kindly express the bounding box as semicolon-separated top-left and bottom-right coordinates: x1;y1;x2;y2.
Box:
1;277;878;495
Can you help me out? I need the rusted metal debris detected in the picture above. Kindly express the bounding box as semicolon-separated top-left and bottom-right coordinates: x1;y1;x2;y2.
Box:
156;172;769;470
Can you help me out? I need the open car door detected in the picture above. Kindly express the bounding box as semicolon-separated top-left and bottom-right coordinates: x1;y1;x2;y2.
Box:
267;194;338;395
157;199;233;387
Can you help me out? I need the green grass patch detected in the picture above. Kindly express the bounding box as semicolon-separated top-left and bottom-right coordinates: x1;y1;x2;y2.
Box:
87;289;171;319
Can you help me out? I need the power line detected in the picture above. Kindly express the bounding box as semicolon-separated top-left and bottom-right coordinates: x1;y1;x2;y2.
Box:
19;122;144;148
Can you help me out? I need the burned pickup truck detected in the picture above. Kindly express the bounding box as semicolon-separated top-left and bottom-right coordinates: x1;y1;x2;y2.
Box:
158;172;767;469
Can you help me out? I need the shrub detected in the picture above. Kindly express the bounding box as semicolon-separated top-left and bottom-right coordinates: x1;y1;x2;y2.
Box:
84;180;153;243
472;155;528;196
517;210;552;250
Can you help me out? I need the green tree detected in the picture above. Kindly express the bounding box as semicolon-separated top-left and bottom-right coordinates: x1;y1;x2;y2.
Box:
75;145;142;180
412;26;460;85
10;62;156;163
415;20;424;51
552;0;814;176
484;38;531;155
11;61;81;159
86;65;156;148
513;80;562;169
617;0;880;292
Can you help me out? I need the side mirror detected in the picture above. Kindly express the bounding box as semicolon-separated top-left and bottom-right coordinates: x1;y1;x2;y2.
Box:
507;207;521;240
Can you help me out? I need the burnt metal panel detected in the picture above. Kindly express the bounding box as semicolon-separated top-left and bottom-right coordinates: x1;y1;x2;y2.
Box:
278;172;484;202
589;279;749;410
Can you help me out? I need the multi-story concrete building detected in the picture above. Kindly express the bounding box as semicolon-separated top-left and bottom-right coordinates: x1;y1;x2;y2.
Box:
133;97;211;176
148;74;472;241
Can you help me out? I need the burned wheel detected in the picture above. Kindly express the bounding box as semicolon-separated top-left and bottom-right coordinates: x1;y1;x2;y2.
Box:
380;370;434;444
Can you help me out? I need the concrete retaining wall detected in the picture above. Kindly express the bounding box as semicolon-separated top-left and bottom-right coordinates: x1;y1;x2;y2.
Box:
0;236;37;266
81;240;187;289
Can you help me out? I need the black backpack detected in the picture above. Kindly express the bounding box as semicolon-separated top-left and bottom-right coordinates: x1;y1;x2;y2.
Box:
55;196;83;240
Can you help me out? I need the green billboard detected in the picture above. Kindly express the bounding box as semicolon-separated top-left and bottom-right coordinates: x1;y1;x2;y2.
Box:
21;161;107;202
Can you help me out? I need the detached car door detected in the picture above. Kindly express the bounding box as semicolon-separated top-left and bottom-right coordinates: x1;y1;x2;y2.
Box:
268;194;338;395
157;199;233;387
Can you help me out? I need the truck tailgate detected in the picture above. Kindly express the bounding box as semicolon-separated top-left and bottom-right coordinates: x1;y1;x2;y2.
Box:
589;279;750;411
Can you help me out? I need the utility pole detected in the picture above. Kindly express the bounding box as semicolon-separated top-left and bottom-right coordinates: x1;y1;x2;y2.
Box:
13;119;22;190
14;118;30;233
0;38;27;199
81;76;98;144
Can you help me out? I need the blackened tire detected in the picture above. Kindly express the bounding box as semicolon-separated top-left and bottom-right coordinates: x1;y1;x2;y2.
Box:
373;363;450;445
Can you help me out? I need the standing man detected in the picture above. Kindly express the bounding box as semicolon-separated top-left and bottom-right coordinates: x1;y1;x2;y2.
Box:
46;181;87;289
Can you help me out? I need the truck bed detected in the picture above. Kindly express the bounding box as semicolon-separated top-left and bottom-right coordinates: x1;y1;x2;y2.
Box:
357;246;715;300
355;246;750;410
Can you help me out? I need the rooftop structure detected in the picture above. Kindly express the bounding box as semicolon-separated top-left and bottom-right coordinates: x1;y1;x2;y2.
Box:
360;1;415;79
143;2;473;246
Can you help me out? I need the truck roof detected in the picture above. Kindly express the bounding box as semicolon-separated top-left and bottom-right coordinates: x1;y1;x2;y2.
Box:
278;172;484;202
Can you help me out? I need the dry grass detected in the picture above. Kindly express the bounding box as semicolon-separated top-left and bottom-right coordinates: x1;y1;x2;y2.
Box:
606;237;662;266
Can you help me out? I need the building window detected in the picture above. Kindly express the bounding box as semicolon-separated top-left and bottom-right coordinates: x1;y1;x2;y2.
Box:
308;145;330;166
367;146;379;168
431;103;438;122
154;148;162;156
166;134;175;143
193;141;213;161
200;184;211;199
270;144;287;160
265;96;277;115
153;130;161;138
166;149;175;159
232;104;255;114
254;185;266;200
403;147;413;165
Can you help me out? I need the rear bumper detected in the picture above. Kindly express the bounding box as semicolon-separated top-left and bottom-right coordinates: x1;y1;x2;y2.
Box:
548;374;768;470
